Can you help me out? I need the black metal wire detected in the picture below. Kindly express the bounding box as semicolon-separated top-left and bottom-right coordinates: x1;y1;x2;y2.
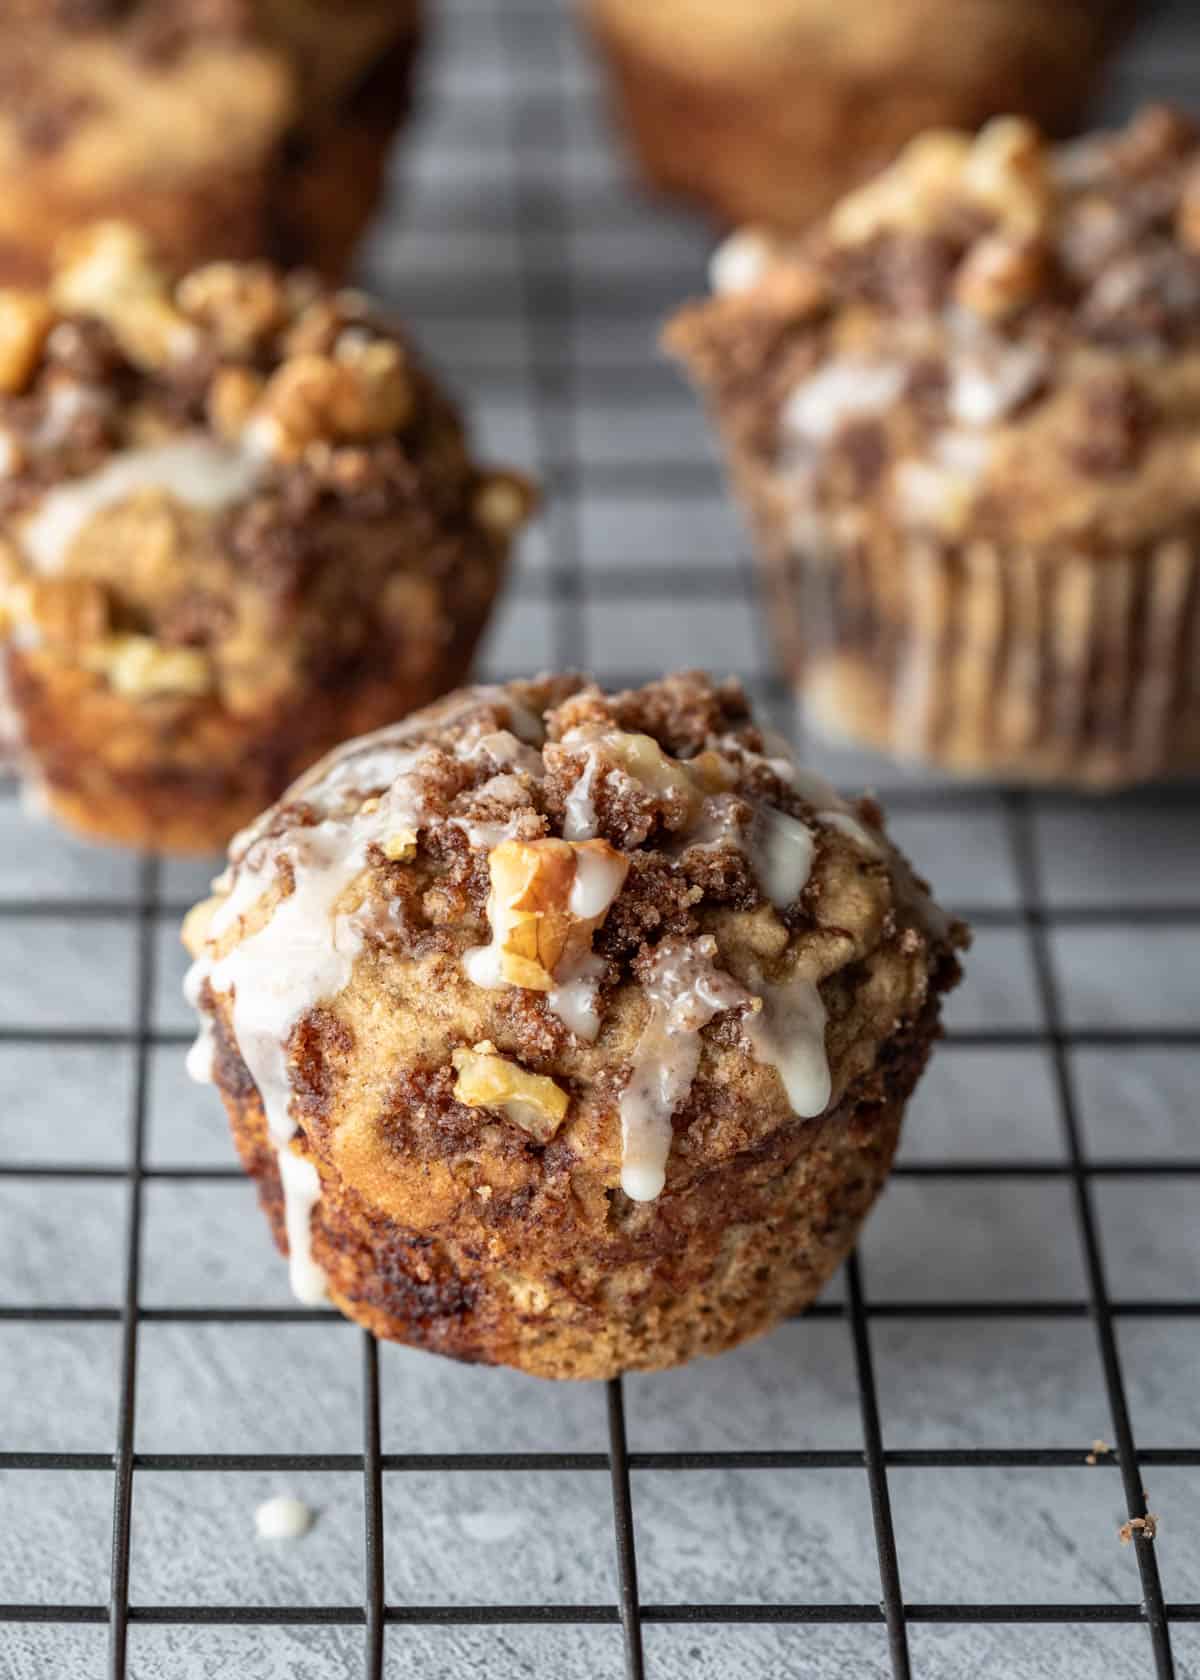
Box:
361;1332;386;1680
1007;794;1177;1677
846;1254;911;1678
106;852;159;1680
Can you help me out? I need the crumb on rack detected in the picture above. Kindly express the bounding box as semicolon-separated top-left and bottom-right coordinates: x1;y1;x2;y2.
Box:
1085;1438;1112;1465
1118;1513;1158;1544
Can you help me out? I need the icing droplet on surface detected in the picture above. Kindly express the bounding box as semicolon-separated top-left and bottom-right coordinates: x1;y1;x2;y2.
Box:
255;1495;313;1541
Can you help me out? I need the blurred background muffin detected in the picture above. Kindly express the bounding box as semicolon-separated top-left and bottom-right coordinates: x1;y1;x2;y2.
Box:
668;107;1200;788
0;223;533;852
587;0;1135;233
0;0;421;285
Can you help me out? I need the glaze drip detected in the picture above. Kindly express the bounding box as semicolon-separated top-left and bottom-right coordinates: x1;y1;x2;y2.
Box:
618;935;751;1202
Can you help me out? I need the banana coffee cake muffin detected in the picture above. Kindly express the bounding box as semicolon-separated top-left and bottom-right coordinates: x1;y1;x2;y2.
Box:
0;0;420;284
587;0;1132;234
669;106;1200;787
0;223;533;852
183;671;965;1378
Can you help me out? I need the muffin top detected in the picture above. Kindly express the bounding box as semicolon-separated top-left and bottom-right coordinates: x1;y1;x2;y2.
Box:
184;671;963;1227
669;105;1200;553
0;2;291;177
0;223;530;715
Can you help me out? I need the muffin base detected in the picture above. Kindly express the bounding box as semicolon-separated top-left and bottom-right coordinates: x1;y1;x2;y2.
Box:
762;526;1200;789
273;24;424;279
0;22;420;287
588;3;1129;231
7;619;487;855
214;998;941;1380
0;159;285;289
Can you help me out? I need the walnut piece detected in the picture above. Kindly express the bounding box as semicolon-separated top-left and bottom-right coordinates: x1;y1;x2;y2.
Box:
250;338;414;460
83;633;212;700
451;1042;569;1142
953;233;1046;320
473;473;536;537
482;836;629;990
51;222;199;373
830;130;972;244
0;291;54;395
829;117;1053;248
177;262;288;355
961;118;1053;240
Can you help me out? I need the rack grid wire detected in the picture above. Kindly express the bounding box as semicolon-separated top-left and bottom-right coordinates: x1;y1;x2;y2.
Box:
2;1;1199;1677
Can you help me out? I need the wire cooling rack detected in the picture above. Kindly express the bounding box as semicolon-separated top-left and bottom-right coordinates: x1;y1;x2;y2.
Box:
2;2;1200;1677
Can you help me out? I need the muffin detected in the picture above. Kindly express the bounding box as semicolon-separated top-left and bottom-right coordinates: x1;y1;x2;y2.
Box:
668;107;1200;787
0;0;419;285
587;0;1133;233
0;223;533;853
252;1;424;278
182;671;965;1378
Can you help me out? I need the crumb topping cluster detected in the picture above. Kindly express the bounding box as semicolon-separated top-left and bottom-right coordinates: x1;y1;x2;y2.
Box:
183;672;956;1299
674;106;1200;550
0;223;531;707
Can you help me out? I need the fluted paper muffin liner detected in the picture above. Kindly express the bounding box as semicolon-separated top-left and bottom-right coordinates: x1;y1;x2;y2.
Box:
762;523;1200;786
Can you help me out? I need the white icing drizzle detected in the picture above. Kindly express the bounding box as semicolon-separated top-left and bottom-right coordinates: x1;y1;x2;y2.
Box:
185;745;429;1304
619;936;750;1203
750;805;815;911
20;435;262;574
185;1017;216;1085
569;843;628;918
561;739;600;841
946;339;1046;427
709;228;772;295
815;808;882;856
743;976;831;1119
547;955;607;1043
781;359;906;445
276;1147;327;1306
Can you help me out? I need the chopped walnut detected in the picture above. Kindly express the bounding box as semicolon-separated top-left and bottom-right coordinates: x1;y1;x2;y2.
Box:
961;118;1053;239
477;836;629;990
830;130;972;244
474;473;536;537
0;291;54;394
451;1041;569;1142
953;234;1046;320
207;366;265;442
1118;1514;1158;1544
176;262;288;355
250;339;414;460
382;826;418;862
51;222;199;372
83;633;212;700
